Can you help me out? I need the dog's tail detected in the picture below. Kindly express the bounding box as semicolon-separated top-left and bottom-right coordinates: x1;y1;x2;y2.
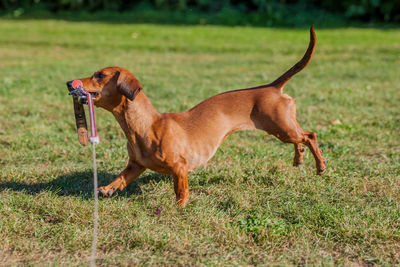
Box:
269;25;316;91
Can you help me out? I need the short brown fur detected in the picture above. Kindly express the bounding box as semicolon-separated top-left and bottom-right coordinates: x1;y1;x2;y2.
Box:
68;26;325;207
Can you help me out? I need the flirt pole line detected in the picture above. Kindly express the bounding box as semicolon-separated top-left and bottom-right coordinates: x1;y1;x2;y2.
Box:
70;80;100;267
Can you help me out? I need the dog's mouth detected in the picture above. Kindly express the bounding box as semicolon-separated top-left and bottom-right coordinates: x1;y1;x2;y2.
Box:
67;80;101;104
68;87;100;104
89;92;99;98
77;91;100;104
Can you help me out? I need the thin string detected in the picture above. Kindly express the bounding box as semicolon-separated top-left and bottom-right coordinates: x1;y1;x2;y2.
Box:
90;142;99;267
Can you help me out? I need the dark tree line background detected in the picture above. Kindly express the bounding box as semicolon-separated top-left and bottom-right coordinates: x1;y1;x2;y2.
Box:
1;0;399;24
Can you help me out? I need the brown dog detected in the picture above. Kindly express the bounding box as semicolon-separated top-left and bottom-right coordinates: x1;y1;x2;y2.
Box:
67;26;325;207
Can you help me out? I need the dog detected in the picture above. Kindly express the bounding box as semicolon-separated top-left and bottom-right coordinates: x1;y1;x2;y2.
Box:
67;26;325;207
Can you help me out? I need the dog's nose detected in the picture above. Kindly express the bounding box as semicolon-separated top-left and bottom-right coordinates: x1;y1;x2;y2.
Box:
66;80;73;90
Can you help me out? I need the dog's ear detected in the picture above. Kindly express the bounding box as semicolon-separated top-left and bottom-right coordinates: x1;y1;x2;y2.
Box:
115;71;142;101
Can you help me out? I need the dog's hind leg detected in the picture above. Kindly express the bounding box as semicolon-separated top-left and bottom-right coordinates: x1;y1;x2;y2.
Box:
256;97;325;174
278;129;325;175
280;129;325;175
293;143;306;166
98;161;146;197
281;99;325;174
302;131;326;174
283;128;325;175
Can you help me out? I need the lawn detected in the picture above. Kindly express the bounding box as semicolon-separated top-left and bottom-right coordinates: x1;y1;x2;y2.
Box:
0;19;399;266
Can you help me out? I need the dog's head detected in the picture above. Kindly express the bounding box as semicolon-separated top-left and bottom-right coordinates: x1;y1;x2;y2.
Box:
67;67;142;110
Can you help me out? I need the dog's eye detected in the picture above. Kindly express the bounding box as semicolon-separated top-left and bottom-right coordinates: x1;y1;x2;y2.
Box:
94;73;106;79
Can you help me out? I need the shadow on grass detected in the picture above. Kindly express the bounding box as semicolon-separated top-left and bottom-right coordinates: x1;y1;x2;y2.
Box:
0;170;170;199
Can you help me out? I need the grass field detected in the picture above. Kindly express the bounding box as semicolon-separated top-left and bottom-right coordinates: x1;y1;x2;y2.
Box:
0;19;399;266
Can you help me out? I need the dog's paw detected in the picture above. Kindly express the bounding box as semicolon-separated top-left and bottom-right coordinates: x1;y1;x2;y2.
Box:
293;161;303;167
316;158;327;175
98;186;116;197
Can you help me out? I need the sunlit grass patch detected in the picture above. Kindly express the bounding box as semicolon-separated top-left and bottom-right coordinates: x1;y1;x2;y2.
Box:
0;20;399;265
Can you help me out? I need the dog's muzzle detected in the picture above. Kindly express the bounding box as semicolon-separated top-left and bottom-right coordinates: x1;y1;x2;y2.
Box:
67;80;98;104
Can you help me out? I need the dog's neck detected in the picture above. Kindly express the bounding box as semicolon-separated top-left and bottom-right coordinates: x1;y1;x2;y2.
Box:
111;92;160;144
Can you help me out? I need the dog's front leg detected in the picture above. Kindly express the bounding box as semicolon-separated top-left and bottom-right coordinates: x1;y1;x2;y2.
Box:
171;160;189;208
98;161;146;197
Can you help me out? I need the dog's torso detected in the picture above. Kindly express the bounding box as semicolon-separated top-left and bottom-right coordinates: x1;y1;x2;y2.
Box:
115;87;290;173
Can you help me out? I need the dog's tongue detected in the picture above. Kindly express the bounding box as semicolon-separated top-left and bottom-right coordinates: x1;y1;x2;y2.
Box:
72;80;83;89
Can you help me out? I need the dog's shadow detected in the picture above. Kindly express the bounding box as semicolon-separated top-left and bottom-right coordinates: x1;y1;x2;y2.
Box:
0;171;170;199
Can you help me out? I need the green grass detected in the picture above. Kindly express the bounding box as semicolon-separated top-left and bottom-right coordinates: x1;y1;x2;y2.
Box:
0;19;399;266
